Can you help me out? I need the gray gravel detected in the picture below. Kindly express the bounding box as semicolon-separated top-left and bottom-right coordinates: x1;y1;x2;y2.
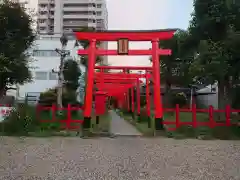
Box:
0;137;240;180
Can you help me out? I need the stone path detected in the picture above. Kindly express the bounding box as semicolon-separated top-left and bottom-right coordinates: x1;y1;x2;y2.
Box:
0;137;240;180
109;110;142;136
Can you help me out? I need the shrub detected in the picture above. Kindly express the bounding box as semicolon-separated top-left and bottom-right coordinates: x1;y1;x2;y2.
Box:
38;88;79;107
232;86;240;109
171;92;187;107
138;108;150;123
140;95;146;107
38;88;57;106
0;103;39;135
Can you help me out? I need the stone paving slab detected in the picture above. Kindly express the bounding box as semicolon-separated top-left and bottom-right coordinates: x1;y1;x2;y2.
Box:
109;110;142;136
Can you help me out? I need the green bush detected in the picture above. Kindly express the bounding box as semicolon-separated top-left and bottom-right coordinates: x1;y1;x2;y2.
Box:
171;92;187;107
38;88;57;106
138;108;150;123
0;103;70;135
232;86;240;109
38;88;80;107
140;95;146;107
0;103;39;135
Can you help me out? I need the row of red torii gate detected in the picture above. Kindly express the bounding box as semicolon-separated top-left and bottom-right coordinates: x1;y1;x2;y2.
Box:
37;29;240;131
74;29;176;130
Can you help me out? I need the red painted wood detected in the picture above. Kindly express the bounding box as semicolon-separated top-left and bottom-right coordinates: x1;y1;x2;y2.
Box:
78;49;171;56
75;30;176;41
95;66;152;70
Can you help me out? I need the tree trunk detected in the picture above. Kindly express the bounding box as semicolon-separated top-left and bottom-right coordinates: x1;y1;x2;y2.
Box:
163;66;172;109
0;88;6;98
57;59;64;109
0;82;7;99
163;81;171;106
57;46;65;109
217;80;229;121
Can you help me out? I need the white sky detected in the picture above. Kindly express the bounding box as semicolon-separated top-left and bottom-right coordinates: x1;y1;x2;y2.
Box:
106;0;172;67
25;0;193;67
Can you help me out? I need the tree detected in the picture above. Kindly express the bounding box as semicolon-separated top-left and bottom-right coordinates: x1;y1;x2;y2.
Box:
0;0;35;97
63;59;81;92
76;27;103;66
150;30;195;107
159;30;195;87
188;0;240;119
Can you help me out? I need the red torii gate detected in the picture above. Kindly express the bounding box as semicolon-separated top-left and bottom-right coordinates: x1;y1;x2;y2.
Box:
95;66;152;118
75;29;176;130
95;72;144;113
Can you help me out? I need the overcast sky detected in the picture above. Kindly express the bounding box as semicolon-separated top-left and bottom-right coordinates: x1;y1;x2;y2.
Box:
106;0;193;66
27;0;194;67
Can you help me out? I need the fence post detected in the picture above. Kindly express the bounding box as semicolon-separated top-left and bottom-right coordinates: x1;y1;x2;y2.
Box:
192;103;197;128
66;104;72;129
225;105;231;127
36;105;43;121
175;104;180;128
209;105;215;128
51;104;56;121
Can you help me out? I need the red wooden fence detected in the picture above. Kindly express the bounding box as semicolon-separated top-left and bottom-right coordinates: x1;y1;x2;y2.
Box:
163;104;240;131
37;104;240;131
37;104;83;130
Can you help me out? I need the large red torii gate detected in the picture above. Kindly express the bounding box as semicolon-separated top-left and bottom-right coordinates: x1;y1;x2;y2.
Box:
75;29;176;130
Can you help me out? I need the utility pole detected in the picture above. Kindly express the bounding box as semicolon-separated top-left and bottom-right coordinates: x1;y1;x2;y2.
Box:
55;34;69;112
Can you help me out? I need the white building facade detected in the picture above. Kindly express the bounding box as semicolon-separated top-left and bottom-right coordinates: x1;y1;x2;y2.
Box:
8;35;86;101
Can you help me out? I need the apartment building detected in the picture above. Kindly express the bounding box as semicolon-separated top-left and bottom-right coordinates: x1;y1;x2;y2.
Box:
37;0;108;35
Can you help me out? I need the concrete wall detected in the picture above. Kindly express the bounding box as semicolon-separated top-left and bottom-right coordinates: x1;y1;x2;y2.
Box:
196;83;218;109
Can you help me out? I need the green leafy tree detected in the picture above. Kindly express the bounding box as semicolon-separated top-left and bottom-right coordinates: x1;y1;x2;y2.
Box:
188;0;240;118
159;30;195;88
0;0;35;97
150;30;195;107
63;58;81;92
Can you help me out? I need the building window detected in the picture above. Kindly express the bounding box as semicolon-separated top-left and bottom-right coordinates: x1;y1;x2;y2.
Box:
39;19;45;23
97;19;103;23
40;4;46;8
49;72;58;80
35;71;48;80
39;27;46;31
97;4;102;8
40;11;47;15
96;11;101;16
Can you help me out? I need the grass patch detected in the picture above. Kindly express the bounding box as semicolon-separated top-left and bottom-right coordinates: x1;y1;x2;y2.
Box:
163;112;240;140
91;112;111;134
119;109;240;140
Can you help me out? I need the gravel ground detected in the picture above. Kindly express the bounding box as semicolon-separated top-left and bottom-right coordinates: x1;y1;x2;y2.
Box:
0;137;240;180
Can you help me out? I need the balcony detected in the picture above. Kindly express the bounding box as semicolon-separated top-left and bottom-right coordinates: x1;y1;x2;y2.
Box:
88;22;97;28
38;22;48;27
63;21;88;27
63;7;95;12
38;7;48;11
38;14;49;19
38;0;54;4
63;14;95;19
62;0;91;4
